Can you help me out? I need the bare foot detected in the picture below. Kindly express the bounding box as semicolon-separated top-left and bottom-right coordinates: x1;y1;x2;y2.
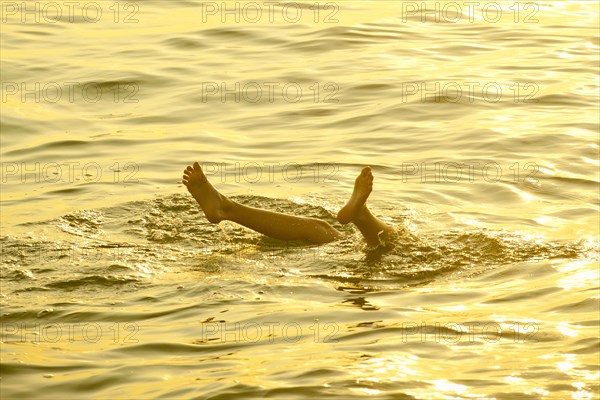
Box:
182;162;232;223
337;166;373;224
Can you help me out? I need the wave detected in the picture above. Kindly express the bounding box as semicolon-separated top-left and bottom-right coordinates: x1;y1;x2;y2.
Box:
2;195;593;301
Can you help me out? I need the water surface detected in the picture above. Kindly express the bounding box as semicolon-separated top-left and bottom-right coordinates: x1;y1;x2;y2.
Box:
1;1;599;398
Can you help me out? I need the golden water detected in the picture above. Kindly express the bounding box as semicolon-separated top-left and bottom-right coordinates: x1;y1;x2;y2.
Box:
1;1;599;398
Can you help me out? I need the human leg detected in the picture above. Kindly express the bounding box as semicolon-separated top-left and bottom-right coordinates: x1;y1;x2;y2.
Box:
182;162;343;244
337;166;395;246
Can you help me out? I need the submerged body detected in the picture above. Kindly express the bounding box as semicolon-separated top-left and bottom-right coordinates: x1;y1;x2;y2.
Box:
182;162;395;246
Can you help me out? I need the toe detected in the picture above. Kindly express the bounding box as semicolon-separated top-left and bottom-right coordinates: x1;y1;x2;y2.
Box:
193;162;201;171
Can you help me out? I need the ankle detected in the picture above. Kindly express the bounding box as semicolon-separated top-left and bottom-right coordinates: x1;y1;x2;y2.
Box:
353;205;370;222
221;196;236;220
